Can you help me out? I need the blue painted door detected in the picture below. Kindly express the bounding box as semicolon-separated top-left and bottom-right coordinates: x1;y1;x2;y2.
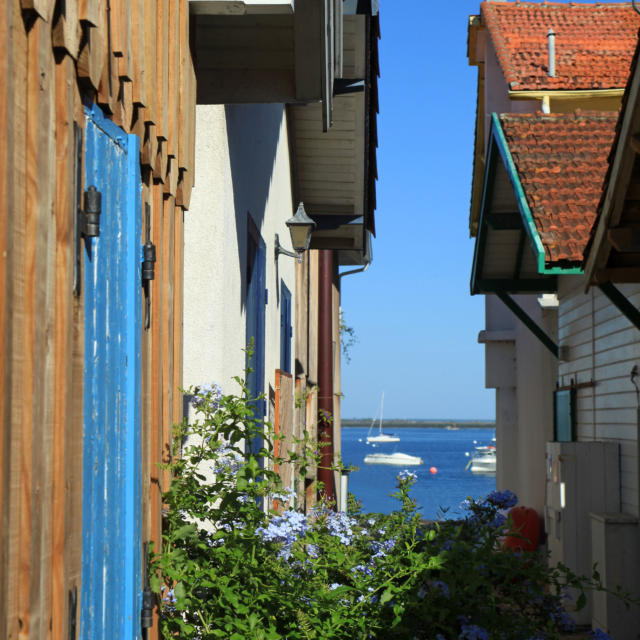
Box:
81;104;142;640
246;220;266;453
280;281;292;374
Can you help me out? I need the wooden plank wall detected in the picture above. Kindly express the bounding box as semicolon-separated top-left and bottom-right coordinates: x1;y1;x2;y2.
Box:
558;278;640;517
0;1;195;638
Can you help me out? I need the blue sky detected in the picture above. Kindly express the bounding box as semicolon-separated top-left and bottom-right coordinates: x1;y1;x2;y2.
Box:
340;0;493;421
340;0;625;420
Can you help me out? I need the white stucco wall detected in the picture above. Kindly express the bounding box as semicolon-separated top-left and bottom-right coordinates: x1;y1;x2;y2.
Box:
183;104;296;404
483;40;540;155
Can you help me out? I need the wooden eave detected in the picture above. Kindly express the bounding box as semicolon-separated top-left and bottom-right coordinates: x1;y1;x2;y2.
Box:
287;12;377;267
192;0;339;121
584;48;640;288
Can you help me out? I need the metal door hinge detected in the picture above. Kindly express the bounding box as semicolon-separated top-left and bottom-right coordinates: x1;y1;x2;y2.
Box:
141;542;155;630
82;185;102;237
68;587;77;640
142;204;156;330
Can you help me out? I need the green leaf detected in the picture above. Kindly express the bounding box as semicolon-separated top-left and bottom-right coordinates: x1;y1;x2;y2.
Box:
174;581;187;601
149;573;161;594
172;523;197;540
380;589;393;605
576;592;586;611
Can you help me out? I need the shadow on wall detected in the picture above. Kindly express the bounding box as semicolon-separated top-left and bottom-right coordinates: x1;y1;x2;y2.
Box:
225;104;285;312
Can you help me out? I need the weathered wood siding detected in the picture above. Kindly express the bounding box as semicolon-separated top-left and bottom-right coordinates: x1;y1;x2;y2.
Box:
558;277;640;516
0;1;195;638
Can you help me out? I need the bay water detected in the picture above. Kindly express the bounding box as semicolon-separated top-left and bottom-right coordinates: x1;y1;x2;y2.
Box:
341;426;496;520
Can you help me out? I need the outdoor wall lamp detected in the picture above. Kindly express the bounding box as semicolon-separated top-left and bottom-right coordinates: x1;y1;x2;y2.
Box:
275;202;316;262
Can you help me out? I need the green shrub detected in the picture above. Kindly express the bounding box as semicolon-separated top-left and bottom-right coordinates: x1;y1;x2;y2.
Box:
151;375;631;640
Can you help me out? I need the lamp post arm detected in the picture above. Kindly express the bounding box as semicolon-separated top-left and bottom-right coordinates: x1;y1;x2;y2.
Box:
274;234;302;263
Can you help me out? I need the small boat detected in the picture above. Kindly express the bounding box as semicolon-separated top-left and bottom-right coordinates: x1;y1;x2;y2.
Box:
445;423;459;430
366;393;400;444
465;443;496;474
364;452;423;466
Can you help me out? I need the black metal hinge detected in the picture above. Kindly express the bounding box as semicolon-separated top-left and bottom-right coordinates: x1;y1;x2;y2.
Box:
141;541;155;632
68;587;77;640
82;186;102;237
142;203;156;330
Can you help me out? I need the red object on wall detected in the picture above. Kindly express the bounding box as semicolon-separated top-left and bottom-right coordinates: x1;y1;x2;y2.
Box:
503;506;540;552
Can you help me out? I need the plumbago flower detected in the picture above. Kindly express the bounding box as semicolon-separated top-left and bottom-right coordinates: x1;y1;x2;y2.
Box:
150;367;638;640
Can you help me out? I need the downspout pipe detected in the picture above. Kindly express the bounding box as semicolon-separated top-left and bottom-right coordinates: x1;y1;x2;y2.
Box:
317;250;336;504
547;29;556;78
338;262;370;281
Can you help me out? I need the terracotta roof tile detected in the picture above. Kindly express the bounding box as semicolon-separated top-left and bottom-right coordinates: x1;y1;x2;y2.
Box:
499;111;618;264
482;1;640;91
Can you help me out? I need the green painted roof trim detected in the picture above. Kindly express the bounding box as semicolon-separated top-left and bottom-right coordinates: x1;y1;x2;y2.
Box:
490;112;583;276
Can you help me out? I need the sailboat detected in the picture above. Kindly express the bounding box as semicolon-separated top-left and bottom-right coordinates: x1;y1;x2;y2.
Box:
366;393;400;444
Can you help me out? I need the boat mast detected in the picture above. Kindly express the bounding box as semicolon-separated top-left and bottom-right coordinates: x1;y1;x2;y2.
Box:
379;392;384;434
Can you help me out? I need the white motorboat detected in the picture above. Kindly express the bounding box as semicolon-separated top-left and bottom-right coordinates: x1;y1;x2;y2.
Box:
364;452;423;466
366;393;400;444
465;442;496;474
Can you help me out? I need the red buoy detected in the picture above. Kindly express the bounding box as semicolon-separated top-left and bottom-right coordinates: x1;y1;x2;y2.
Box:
429;466;437;475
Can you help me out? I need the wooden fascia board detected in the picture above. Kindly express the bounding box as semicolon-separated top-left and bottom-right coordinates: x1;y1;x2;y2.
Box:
469;62;485;237
467;15;483;66
470;126;500;295
509;88;624;100
584;69;640;288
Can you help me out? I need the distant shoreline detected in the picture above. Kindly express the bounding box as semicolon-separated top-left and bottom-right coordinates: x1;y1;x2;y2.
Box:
342;419;495;429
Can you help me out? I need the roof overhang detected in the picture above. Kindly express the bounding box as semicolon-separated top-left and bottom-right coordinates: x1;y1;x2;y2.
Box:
584;48;640;287
287;10;378;266
191;0;339;129
191;0;379;266
189;0;294;14
471;113;581;296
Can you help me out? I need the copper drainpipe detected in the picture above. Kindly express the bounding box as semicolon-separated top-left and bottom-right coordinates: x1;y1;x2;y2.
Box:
317;249;336;503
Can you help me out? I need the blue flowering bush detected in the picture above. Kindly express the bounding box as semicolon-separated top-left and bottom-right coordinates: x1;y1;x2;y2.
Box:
151;376;630;639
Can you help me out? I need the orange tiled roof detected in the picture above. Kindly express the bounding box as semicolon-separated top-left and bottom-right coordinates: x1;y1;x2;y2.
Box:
482;1;640;91
499;111;618;264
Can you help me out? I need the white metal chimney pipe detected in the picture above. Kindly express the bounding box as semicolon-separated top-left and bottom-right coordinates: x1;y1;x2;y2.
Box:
547;28;556;78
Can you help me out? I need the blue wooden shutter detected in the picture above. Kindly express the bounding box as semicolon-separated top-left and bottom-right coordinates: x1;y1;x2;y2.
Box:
245;220;266;450
80;104;143;640
280;281;292;373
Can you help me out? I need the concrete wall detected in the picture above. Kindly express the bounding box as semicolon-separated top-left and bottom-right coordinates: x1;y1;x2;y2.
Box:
183;104;296;401
480;294;556;514
483;39;539;154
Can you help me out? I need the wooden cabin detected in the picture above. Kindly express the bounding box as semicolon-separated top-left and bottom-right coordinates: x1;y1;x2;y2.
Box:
0;1;195;638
